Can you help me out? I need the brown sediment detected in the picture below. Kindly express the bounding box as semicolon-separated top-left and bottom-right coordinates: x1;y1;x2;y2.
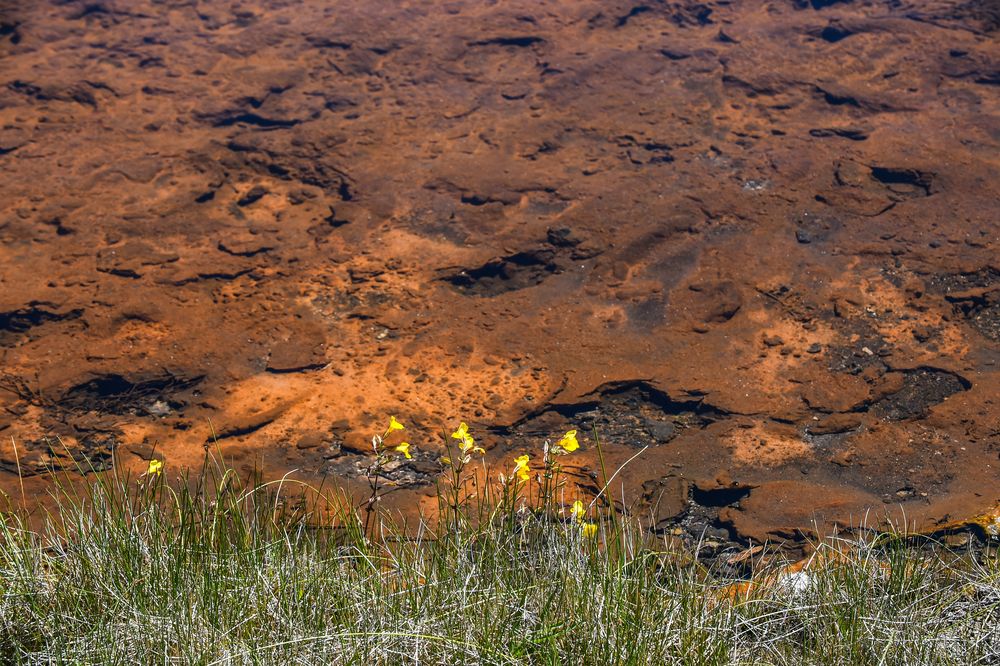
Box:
0;0;998;548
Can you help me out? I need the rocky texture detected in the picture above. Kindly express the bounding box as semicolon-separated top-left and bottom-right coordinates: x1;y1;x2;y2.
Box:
0;0;998;547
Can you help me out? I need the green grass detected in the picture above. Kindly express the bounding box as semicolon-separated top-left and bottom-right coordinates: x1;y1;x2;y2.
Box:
0;454;997;665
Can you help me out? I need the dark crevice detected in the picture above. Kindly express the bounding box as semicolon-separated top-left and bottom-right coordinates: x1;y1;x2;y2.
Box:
870;166;934;196
717;29;739;44
324;206;350;228
505;380;735;441
945;286;1000;342
0;307;77;333
42;216;75;236
62;373;203;416
308;207;351;242
211;420;272;440
809;127;868;141
443;249;558;297
305;37;352;50
660;49;691;60
217;241;272;258
863;201;898;217
820;89;861;107
171;269;254;286
722;75;781;96
926;268;1000;295
1;21;22;45
796;0;853;9
460;193;503;206
814;86;909;113
337;180;354;201
103;268;142;279
692;484;752;507
69;3;117;19
468;36;544;47
9;80;100;108
0;306;84;343
616;134;675;164
819;24;854;42
265;363;326;374
584;381;733;420
237;185;268;207
671;5;713;26
212;113;299;128
855;367;971;421
616;5;652;27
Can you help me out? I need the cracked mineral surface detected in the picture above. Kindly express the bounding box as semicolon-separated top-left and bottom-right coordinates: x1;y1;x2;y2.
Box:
1;0;998;547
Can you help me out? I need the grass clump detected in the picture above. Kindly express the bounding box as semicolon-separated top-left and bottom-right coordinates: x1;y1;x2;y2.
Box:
0;421;998;664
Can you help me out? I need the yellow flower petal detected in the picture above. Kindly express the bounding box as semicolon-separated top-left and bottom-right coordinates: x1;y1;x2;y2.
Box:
388;415;404;432
394;442;412;459
513;454;531;481
582;522;598;538
570;500;586;521
557;430;579;453
146;459;163;476
450;422;469;439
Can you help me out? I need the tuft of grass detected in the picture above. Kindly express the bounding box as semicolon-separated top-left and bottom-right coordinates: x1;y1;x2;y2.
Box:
0;450;997;665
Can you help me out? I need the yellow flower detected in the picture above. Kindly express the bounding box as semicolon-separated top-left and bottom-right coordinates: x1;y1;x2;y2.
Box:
452;422;485;455
556;430;579;453
450;422;469;440
146;459;163;476
581;522;598;538
394;442;412;459
570;500;586;522
460;435;484;455
513;454;531;482
387;415;404;432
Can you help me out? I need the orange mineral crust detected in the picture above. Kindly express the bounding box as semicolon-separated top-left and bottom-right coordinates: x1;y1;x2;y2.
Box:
0;0;998;544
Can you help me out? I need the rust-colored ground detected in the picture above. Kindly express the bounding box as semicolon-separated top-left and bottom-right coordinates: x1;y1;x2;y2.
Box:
1;0;998;548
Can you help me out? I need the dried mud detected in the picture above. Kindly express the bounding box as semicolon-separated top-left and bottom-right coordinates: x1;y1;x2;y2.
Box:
1;0;999;550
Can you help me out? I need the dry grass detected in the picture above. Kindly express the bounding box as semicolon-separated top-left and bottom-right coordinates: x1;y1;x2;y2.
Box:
0;445;997;665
